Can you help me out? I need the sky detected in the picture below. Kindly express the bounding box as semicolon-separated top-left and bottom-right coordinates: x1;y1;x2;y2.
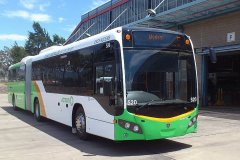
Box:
0;0;110;50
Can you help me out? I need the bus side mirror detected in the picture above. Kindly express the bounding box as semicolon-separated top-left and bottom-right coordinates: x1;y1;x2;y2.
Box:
209;48;217;63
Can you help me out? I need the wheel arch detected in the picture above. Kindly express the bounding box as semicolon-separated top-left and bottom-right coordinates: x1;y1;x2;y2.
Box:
33;97;39;112
72;103;84;128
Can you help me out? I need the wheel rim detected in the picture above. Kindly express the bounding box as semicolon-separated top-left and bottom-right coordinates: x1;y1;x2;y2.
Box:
75;113;86;133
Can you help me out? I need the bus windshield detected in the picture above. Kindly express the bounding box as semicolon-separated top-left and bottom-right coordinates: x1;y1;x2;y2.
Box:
124;49;197;112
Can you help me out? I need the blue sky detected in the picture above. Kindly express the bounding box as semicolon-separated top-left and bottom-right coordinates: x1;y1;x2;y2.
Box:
0;0;110;50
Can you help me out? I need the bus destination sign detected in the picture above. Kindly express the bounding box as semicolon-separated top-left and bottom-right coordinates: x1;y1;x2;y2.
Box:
132;31;191;51
148;33;164;41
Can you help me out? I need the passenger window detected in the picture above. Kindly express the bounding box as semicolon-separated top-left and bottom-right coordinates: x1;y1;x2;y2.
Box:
95;63;115;96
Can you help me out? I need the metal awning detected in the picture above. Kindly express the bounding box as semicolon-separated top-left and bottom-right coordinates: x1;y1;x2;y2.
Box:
127;0;240;29
196;44;240;55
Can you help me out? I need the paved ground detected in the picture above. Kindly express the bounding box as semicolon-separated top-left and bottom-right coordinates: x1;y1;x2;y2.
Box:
0;83;7;94
0;94;240;160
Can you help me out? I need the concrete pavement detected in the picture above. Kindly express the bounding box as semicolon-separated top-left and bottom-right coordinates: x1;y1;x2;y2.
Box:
0;94;240;160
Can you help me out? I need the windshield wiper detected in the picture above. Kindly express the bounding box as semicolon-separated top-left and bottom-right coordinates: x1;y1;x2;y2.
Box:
136;99;163;111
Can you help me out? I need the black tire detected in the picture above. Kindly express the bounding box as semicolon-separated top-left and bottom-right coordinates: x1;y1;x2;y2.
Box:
34;99;42;122
75;107;88;140
12;95;17;110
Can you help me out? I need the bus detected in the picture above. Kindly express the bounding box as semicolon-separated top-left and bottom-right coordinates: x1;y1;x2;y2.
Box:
8;27;198;141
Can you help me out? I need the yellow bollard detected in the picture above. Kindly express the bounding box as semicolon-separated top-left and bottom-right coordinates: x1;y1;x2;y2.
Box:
215;88;224;106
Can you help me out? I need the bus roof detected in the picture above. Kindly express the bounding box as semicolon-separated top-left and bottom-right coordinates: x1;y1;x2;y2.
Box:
9;62;23;70
30;26;124;62
15;27;188;64
122;27;185;36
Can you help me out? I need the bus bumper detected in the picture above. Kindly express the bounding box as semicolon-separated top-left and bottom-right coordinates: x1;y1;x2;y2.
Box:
114;109;198;141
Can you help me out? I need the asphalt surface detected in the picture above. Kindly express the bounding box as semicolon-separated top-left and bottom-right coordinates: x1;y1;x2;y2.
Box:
0;94;240;160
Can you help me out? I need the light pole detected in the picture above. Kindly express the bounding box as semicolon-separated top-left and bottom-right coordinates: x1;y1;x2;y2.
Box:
146;0;166;17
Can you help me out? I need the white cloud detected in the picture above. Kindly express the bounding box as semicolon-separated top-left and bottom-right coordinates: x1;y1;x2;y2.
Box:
4;10;29;19
58;17;64;23
20;0;36;10
3;10;51;22
0;34;27;41
20;0;50;12
31;13;51;22
92;0;110;9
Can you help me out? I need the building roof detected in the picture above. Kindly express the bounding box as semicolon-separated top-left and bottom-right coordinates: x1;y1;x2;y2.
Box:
128;0;240;29
66;0;240;45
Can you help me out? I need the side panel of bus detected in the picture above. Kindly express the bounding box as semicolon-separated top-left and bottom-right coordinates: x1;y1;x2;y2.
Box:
8;64;26;110
29;40;122;140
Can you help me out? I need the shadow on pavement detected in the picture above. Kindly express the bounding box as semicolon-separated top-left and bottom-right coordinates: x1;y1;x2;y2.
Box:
2;106;192;157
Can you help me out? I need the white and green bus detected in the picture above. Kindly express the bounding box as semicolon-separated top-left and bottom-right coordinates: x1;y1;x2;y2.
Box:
8;27;198;141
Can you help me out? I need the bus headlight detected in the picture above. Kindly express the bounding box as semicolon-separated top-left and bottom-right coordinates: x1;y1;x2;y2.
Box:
124;122;131;129
118;119;142;134
188;120;193;127
192;117;197;123
133;125;139;132
188;115;198;128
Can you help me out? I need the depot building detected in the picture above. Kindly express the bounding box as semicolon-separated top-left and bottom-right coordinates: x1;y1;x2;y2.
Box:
66;0;240;107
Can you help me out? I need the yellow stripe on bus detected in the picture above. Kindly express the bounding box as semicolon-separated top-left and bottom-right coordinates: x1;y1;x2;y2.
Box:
33;81;47;117
135;110;195;123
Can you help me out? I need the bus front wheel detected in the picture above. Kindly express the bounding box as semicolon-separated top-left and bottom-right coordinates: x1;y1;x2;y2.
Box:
75;107;88;140
34;99;42;122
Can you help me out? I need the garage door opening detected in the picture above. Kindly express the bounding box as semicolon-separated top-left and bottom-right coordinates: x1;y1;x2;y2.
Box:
207;52;240;106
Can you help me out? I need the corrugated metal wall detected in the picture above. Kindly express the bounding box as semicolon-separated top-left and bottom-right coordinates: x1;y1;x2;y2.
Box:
67;0;197;44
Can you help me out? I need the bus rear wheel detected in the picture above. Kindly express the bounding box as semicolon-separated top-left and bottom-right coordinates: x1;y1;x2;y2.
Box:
12;95;17;110
34;99;42;122
75;107;88;140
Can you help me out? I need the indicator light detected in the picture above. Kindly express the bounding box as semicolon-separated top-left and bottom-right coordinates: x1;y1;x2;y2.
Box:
176;36;181;41
125;34;131;41
113;119;117;124
185;39;190;45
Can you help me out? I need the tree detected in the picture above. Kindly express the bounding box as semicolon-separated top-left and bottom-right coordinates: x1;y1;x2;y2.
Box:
25;22;53;55
10;42;27;64
0;47;13;79
53;34;66;45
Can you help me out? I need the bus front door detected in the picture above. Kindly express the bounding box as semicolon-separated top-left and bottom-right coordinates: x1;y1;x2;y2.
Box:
94;62;116;111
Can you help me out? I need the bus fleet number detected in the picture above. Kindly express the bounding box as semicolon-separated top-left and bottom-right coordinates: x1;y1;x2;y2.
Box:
127;100;138;106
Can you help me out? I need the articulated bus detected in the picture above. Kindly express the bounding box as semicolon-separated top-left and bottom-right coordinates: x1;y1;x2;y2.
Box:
8;27;198;141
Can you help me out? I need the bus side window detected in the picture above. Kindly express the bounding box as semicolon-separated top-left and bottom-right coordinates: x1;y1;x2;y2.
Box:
8;70;12;82
95;65;104;94
94;42;115;96
95;63;115;96
18;65;25;81
12;69;16;82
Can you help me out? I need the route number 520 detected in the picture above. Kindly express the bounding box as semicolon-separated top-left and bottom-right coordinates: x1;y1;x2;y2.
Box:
127;100;138;106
